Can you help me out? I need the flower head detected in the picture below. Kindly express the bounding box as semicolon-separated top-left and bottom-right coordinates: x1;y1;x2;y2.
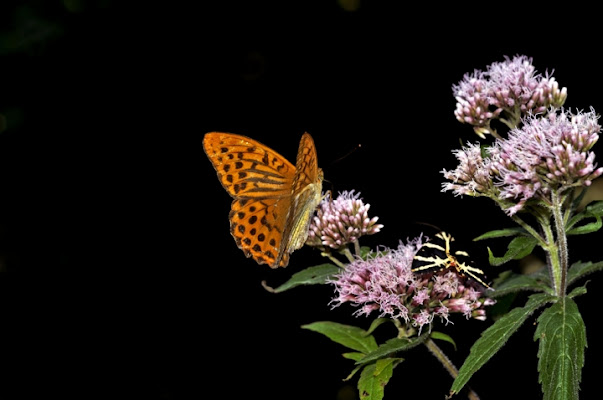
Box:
487;55;566;114
441;142;496;197
491;108;603;214
453;55;567;137
329;237;494;335
307;190;383;250
443;108;603;215
452;70;501;136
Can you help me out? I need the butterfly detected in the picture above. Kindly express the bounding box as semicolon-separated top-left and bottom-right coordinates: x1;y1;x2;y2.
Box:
203;132;323;268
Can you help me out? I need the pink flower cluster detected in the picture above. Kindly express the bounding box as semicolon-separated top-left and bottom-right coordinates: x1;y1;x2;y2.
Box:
441;142;494;197
307;190;383;249
491;109;603;214
453;55;567;138
329;238;495;334
442;109;603;215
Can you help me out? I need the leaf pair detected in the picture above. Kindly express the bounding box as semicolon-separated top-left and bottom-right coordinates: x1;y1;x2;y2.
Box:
302;321;426;400
450;293;588;400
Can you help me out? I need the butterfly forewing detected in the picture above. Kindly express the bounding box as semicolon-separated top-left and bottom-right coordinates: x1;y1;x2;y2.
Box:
203;133;296;198
292;133;321;193
203;132;323;268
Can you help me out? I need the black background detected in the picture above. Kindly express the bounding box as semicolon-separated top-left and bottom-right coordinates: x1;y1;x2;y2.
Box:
1;1;603;399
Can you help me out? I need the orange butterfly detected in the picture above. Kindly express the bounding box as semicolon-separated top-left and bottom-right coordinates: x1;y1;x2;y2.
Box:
203;132;323;268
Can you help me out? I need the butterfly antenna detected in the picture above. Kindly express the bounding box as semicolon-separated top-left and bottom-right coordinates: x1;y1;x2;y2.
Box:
328;143;362;167
413;221;444;232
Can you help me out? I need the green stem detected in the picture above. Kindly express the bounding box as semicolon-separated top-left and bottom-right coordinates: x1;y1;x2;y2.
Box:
541;220;561;296
498;117;515;132
341;247;356;263
393;319;416;339
551;191;569;296
321;251;347;269
424;338;480;400
510;214;548;248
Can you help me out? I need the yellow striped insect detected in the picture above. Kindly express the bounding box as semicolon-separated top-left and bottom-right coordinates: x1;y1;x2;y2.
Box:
412;231;490;288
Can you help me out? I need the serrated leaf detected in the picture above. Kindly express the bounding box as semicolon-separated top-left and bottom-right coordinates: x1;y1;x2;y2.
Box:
567;260;603;287
356;335;426;365
534;298;586;400
569;188;587;212
490;273;553;297
344;364;364;381
568;286;587;299
566;200;603;234
343;352;366;361
450;293;554;396
431;331;457;351
586;199;603;214
486;292;517;320
263;263;339;293
487;236;538;266
473;227;527;241
359;246;373;259
302;321;378;353
566;214;601;236
358;358;399;400
365;318;391;336
566;210;586;232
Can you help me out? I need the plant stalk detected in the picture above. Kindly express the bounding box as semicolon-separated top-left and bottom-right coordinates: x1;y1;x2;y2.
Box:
424;338;480;400
551;191;569;296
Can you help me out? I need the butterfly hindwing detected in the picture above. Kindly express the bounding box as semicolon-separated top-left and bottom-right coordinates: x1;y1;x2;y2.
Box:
229;196;292;267
279;133;324;257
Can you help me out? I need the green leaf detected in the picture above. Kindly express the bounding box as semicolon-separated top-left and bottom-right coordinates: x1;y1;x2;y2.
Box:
359;246;373;259
450;293;554;396
473;227;527;241
566;214;601;236
568;285;587;299
487;236;538;266
358;358;399;400
430;331;457;351
356;335;426;365
534;298;586;400
365;318;391;336
567;260;603;287
490;272;553;297
343;352;366;361
586;199;603;214
569;188;588;213
262;263;339;293
344;364;364;381
566;200;603;235
485;292;517;320
302;321;378;353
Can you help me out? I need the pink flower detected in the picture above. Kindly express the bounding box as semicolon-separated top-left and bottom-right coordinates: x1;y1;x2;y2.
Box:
441;143;496;197
453;55;567;138
443;108;603;215
329;237;495;335
307;190;383;249
491;108;603;215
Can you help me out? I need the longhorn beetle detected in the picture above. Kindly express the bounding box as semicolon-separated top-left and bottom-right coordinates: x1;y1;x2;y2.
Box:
412;231;490;288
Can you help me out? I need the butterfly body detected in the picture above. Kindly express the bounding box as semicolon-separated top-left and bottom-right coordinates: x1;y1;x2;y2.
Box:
203;132;323;268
